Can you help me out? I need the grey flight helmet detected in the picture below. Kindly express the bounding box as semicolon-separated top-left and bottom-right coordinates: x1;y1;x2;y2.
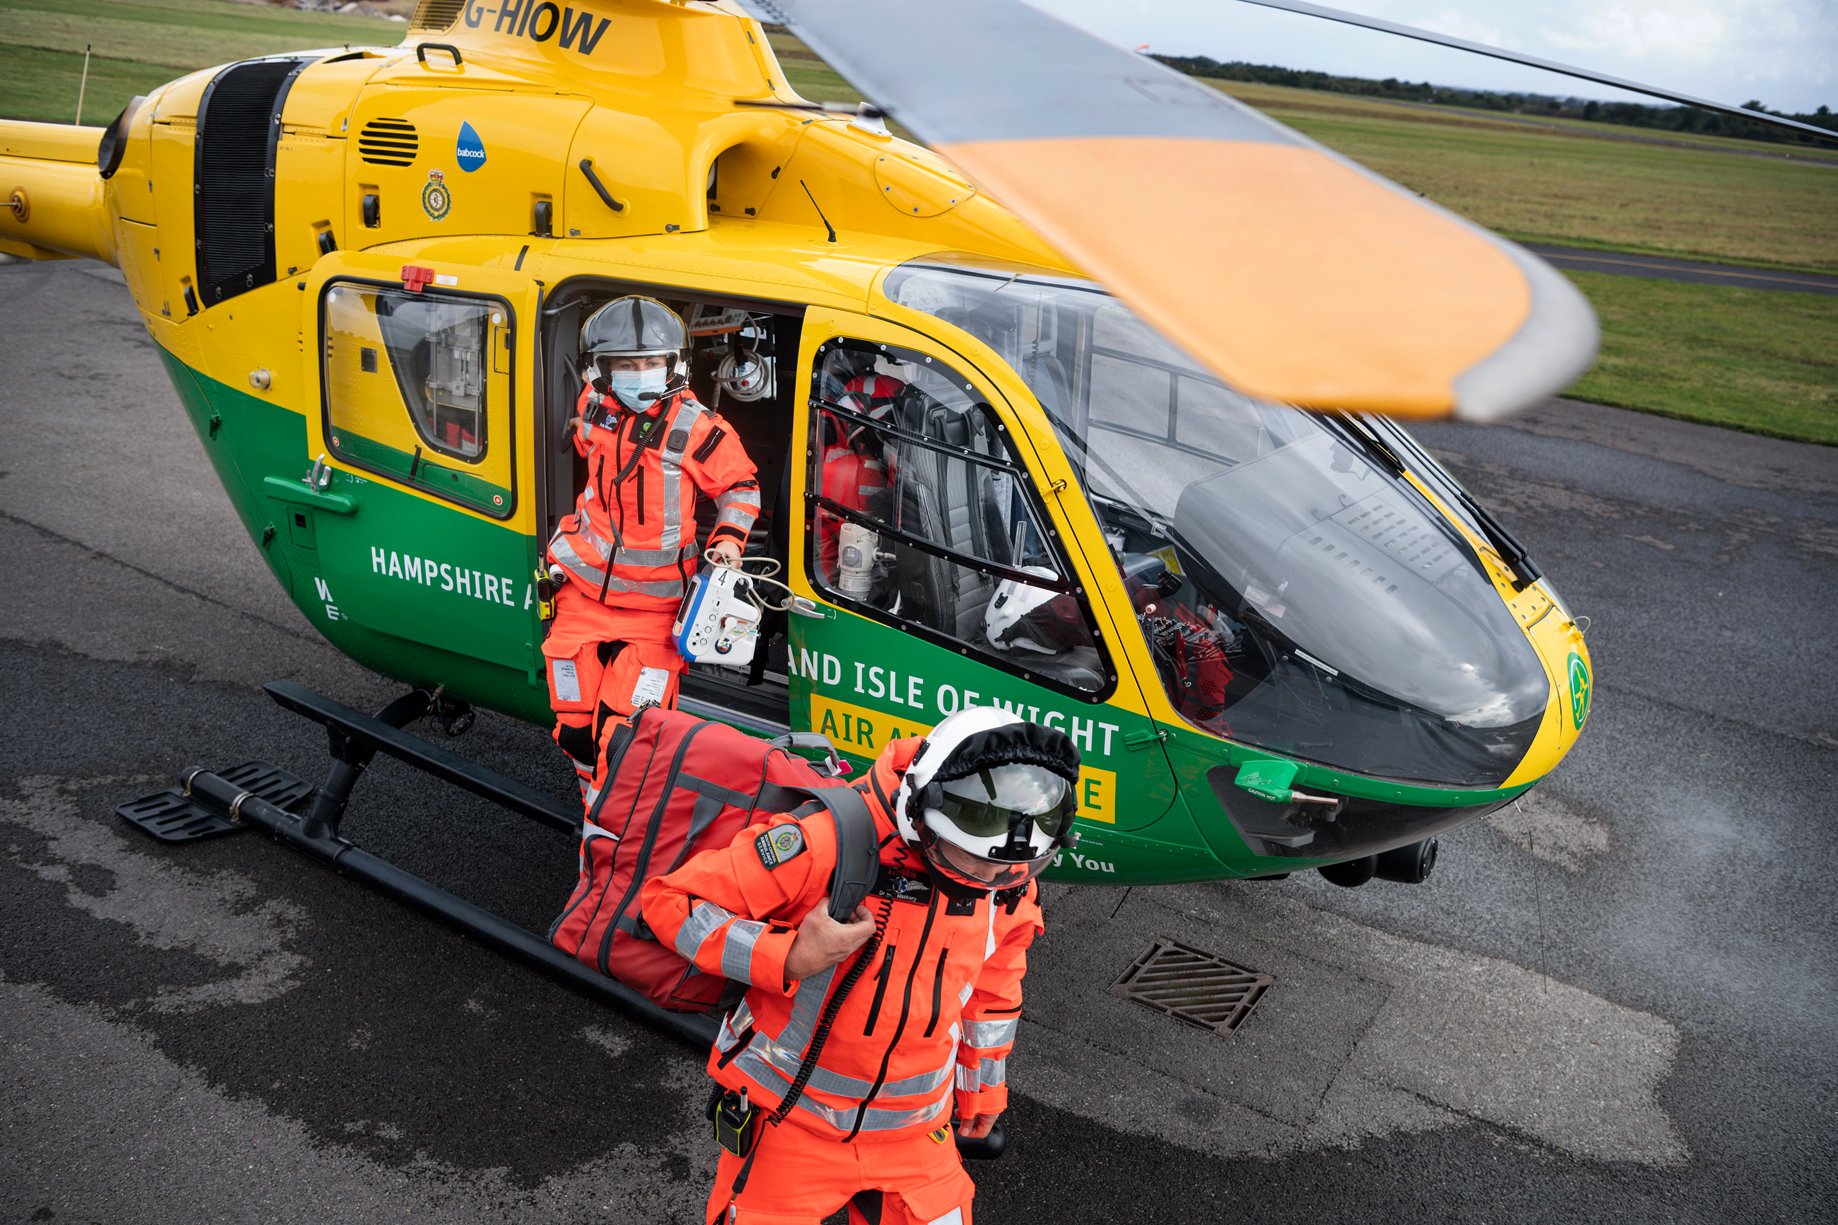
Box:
581;296;689;382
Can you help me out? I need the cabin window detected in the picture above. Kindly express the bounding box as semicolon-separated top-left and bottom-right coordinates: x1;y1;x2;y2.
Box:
807;338;1108;695
320;280;515;518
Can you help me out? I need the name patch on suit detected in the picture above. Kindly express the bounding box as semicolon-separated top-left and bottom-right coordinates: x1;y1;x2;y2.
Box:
872;869;977;914
755;825;806;870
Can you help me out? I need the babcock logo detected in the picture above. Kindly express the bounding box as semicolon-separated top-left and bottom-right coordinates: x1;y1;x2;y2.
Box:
456;122;486;172
464;2;611;56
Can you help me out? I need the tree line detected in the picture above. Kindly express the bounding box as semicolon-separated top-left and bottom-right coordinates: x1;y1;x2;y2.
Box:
1153;55;1838;148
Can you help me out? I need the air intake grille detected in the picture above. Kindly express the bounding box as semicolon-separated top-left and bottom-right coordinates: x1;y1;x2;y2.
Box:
409;0;466;31
195;57;306;309
358;118;418;167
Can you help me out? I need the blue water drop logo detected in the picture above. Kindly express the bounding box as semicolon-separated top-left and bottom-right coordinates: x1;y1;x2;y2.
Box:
456;121;486;172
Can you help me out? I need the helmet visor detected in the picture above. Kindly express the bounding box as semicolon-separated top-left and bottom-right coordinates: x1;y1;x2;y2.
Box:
923;837;1056;894
936;765;1073;840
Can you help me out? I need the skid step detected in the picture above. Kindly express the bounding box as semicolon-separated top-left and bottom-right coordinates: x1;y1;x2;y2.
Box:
117;759;313;843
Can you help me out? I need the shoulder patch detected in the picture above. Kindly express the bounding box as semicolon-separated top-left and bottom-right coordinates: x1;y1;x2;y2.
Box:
755;824;806;870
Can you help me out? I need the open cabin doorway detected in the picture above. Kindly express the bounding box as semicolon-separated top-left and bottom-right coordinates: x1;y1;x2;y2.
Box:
538;279;803;731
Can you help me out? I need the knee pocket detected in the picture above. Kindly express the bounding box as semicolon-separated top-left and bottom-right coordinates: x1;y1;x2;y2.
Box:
598;642;684;716
542;638;605;715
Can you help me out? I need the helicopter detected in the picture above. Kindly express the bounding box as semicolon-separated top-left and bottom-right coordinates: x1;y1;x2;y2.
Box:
1;0;1824;918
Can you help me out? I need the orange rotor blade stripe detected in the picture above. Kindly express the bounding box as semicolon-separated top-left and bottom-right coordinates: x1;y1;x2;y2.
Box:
937;137;1529;418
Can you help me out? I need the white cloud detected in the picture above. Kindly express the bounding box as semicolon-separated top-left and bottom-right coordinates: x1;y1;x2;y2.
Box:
1415;8;1504;46
1543;5;1728;62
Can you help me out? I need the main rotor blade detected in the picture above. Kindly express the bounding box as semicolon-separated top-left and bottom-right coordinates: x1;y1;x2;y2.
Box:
1233;0;1838;145
740;0;1595;421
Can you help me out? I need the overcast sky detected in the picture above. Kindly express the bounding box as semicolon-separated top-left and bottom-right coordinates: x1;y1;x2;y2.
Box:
1029;1;1836;114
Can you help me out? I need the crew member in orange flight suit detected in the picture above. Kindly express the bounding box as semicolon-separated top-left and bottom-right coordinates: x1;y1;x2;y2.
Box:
544;296;760;801
643;707;1083;1225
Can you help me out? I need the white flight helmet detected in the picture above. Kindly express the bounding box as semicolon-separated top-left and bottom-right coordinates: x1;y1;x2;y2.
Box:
985;565;1087;657
893;707;1082;897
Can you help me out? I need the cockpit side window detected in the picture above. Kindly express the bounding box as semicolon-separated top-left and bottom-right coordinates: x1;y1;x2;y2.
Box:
321;280;515;518
807;338;1110;696
879;256;1551;787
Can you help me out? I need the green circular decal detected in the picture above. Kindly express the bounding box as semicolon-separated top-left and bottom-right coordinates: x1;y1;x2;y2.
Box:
1567;651;1591;729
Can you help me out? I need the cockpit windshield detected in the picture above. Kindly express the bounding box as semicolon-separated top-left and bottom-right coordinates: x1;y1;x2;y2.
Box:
882;255;1550;787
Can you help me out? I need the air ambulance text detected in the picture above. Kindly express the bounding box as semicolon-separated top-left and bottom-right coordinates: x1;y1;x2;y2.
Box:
788;647;1121;758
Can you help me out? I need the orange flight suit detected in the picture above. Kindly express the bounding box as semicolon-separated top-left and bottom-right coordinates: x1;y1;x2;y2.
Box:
642;737;1042;1225
544;384;759;793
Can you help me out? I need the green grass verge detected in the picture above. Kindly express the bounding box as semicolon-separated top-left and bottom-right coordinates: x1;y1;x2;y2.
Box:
0;0;402;123
1211;83;1838;276
1563;270;1838;445
0;43;180;123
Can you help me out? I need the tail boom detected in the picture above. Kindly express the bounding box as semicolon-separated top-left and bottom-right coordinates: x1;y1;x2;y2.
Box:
1;122;116;265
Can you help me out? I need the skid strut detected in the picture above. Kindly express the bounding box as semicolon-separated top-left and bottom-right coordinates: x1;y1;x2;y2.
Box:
116;681;720;1048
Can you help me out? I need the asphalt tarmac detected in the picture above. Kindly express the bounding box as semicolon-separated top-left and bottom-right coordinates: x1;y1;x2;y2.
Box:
3;258;1835;1224
1520;243;1838;295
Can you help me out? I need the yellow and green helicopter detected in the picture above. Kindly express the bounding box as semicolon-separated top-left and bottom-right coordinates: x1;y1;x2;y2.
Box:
3;0;1822;909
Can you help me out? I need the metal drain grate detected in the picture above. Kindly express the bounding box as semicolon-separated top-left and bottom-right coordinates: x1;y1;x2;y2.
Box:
1109;937;1274;1037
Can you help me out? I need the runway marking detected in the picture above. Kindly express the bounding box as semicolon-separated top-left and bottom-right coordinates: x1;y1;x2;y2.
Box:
1521;244;1838;295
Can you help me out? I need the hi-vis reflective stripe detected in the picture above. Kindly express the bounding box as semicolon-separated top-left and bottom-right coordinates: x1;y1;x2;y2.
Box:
721;919;767;983
778;963;838;1054
550;533;684;598
964;1018;1017;1047
954;1056;1007;1091
675;900;738;963
575;516;699;569
716;1024;956;1100
729;1042;955;1133
657;397;705;552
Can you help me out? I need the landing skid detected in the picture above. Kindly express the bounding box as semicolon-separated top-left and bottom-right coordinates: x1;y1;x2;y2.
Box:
115;680;720;1048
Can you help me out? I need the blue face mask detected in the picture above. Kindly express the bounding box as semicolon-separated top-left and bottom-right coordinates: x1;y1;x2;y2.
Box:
604;366;670;409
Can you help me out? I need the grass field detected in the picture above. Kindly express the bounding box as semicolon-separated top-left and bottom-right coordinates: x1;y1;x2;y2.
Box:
3;5;1832;443
1562;271;1837;444
1206;80;1838;275
0;0;398;123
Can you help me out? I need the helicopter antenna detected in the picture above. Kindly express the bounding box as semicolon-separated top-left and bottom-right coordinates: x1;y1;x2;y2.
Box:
800;180;838;244
75;44;90;125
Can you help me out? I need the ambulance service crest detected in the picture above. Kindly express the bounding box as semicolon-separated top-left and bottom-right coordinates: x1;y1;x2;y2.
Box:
755;825;805;870
421;168;452;222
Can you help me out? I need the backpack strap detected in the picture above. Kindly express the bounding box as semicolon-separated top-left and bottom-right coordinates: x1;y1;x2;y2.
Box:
772;784;880;921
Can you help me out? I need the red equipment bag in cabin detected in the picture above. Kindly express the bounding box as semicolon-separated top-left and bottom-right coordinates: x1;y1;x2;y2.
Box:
547;705;857;1012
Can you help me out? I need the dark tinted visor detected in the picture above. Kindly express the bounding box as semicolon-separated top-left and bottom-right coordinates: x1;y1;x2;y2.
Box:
936;767;1072;839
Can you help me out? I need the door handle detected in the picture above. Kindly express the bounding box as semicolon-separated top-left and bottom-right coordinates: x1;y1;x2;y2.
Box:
263;475;357;515
787;596;827;619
